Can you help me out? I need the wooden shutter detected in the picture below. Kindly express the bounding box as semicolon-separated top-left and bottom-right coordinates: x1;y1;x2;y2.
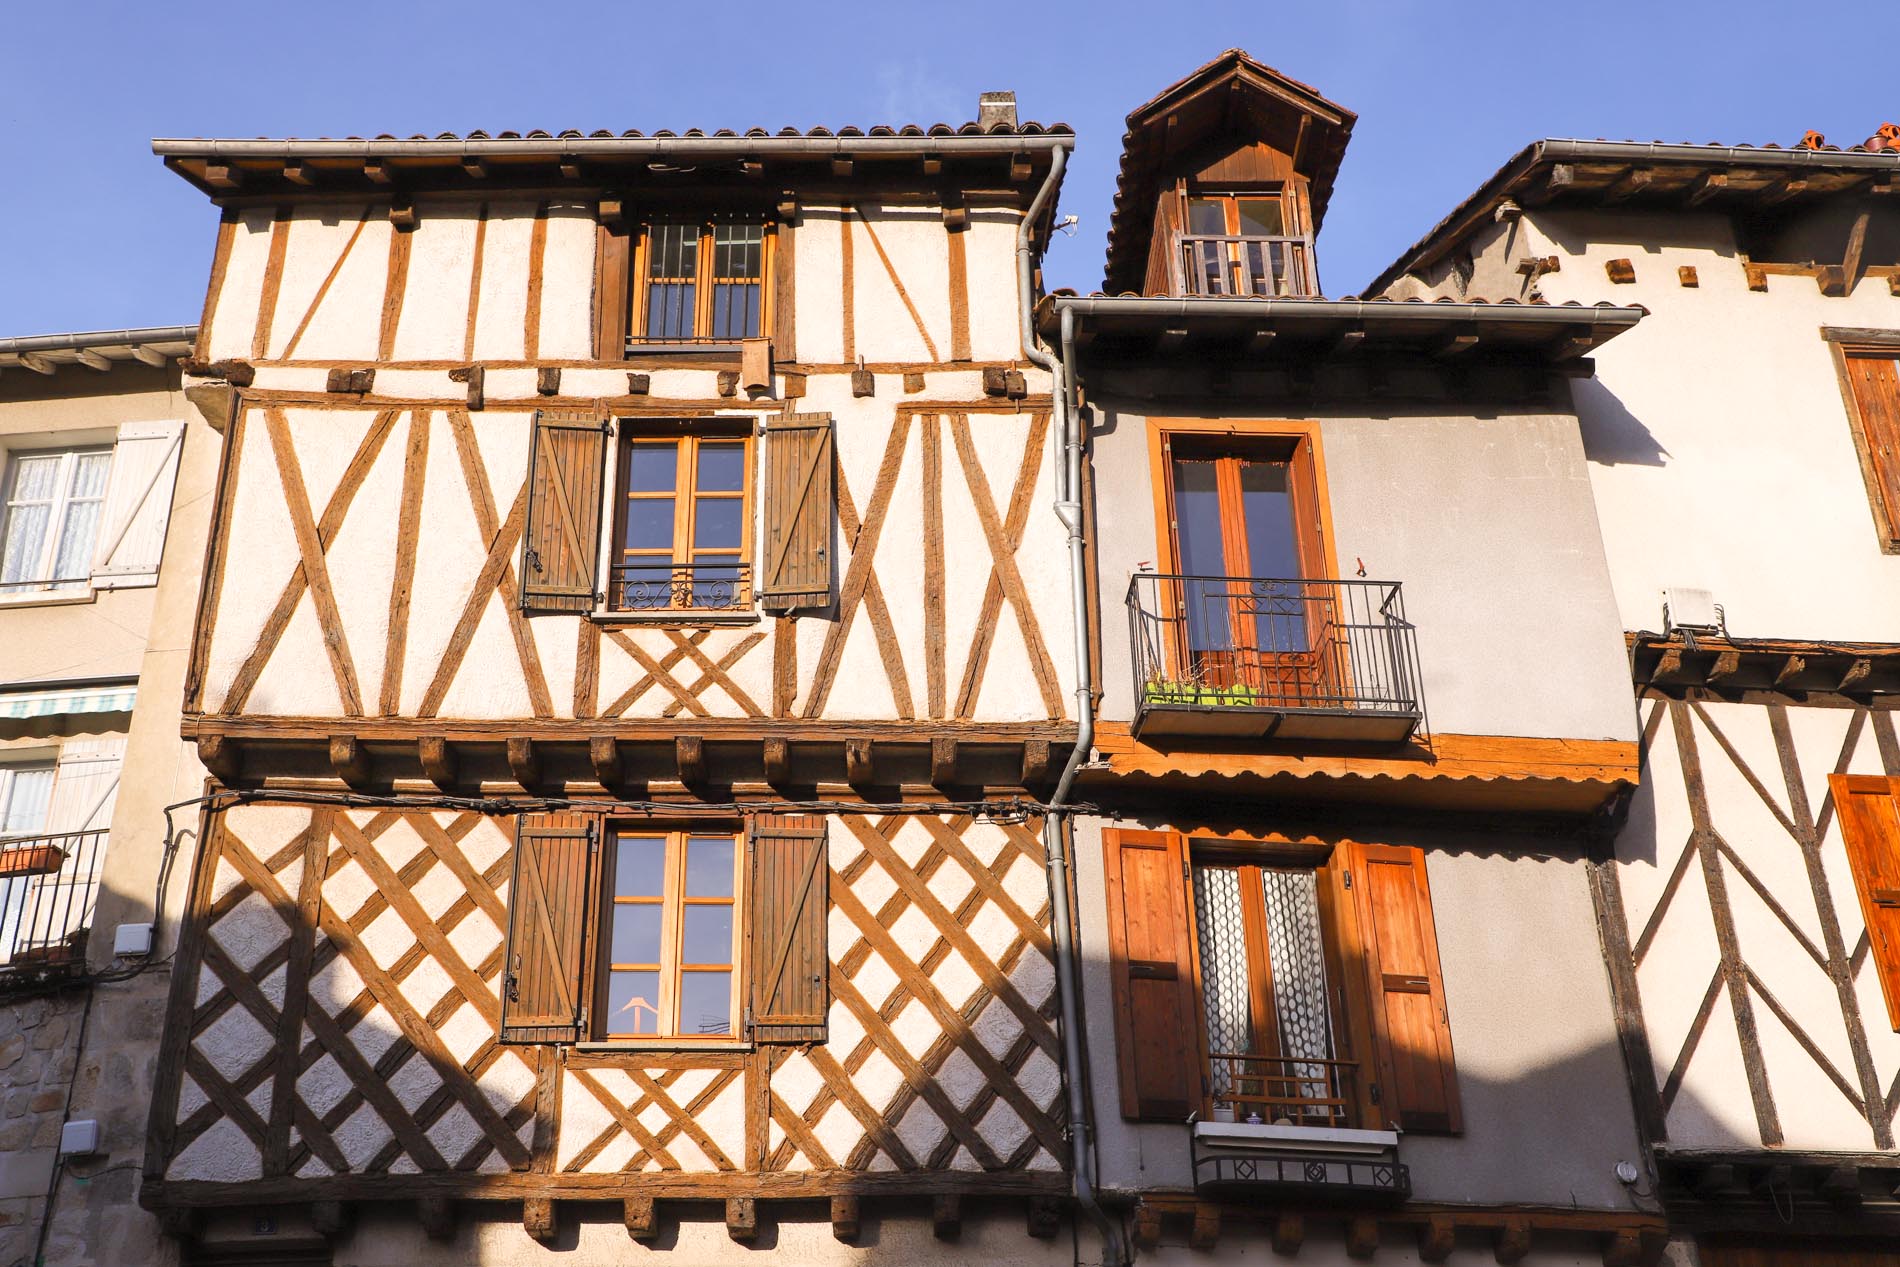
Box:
1830;774;1900;1029
1843;353;1900;548
594;218;631;360
519;409;606;613
1351;842;1460;1133
500;813;597;1043
1102;828;1203;1120
91;420;185;589
758;412;834;610
747;814;829;1043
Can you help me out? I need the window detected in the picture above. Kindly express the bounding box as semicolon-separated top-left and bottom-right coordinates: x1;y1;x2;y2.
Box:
609;432;753;612
1178;190;1311;297
1102;829;1459;1132
634;220;772;344
1834;344;1900;552
0;763;55;966
499;812;828;1047
600;830;742;1040
0;448;110;595
1829;775;1900;1029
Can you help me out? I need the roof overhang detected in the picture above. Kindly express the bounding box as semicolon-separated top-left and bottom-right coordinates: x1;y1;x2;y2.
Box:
1042;294;1643;366
1104;50;1355;295
1630;631;1900;704
1370;138;1900;295
0;326;196;378
152;130;1073;208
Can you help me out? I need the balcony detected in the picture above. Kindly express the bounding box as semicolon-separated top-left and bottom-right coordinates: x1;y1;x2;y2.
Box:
1175;233;1314;298
1193;1055;1406;1202
1127;575;1424;744
0;829;106;990
605;561;755;615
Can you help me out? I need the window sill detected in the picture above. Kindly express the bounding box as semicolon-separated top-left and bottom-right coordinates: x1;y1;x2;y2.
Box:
590;609;762;629
1193;1120;1398;1155
574;1039;753;1053
0;587;96;611
625;342;745;359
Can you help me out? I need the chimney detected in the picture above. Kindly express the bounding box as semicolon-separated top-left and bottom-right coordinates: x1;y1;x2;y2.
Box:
978;91;1018;130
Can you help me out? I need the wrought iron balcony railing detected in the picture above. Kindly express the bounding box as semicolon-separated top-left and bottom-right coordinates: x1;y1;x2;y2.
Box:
1176;233;1314;298
0;829;106;987
606;561;754;614
1190;1054;1409;1202
1127;574;1425;743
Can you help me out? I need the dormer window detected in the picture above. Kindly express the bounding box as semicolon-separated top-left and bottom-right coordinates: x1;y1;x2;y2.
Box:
629;218;775;348
1178;189;1312;298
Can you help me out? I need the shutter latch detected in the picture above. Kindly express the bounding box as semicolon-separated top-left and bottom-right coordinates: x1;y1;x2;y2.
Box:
525;548;544;574
505;952;522;1003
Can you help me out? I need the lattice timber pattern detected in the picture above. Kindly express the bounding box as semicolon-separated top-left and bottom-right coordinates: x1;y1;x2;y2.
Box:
151;805;1064;1198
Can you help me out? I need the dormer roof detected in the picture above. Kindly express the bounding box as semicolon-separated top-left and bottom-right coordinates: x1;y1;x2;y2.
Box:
1102;49;1356;295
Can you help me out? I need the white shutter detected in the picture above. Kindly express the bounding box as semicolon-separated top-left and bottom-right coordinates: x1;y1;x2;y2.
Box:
90;421;184;589
43;738;123;834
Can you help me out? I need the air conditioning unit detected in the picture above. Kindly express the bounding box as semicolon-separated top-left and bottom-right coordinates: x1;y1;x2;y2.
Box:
1663;587;1724;636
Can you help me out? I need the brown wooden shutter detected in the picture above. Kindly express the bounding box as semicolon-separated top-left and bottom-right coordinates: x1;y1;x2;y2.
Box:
501;813;598;1044
594;218;632;360
1843;354;1900;548
758;412;834;611
1830;774;1900;1029
1351;842;1460;1133
1102;828;1204;1120
520;409;606;613
748;814;829;1043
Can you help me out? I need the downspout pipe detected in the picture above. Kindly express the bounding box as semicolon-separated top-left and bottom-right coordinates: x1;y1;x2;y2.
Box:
1016;147;1124;1267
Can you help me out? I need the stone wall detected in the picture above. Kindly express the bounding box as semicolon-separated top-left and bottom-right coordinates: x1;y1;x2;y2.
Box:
0;989;87;1267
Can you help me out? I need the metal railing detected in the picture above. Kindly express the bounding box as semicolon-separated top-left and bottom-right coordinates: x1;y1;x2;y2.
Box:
606;561;754;613
0;829;107;982
1206;1052;1357;1129
1176;233;1314;297
1128;574;1423;722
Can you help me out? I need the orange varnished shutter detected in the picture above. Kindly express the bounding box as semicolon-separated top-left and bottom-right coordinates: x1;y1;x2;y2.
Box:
758;412;834;611
501;813;598;1043
748;814;830;1043
1846;355;1900;547
1830;774;1900;1029
1353;842;1460;1133
520;409;606;613
1102;829;1203;1120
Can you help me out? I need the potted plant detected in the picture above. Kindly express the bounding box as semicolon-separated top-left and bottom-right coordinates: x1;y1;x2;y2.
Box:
0;841;66;878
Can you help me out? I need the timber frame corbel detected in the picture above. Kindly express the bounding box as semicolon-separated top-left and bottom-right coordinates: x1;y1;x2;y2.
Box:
1630;632;1900;705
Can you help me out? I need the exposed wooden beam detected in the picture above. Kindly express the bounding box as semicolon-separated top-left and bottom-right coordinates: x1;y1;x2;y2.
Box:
1346;1213;1379;1259
725;1197;757;1243
204;163;241;190
1494;1217;1532;1264
1761;176;1808;205
1432;327;1481;359
1245;328;1277;355
1706;650;1744;688
1157;327;1189;352
15;352;55;376
1690;1163;1739;1198
1523;162;1575;205
1605;258;1636;285
676;735;706;785
389;198;417;231
931;737;958;787
1272;1212;1304;1256
417;1195;455;1242
523;1196;555;1243
328;735;372;788
1774;654;1808;690
932;1194;961;1241
506;736;540;789
1551;334;1597;362
1601;167;1655;204
830;158;853;178
1189;1203;1219;1251
845;738;875;786
1021;738;1053;786
73;349;112;372
624;1195;658;1241
1132;1203;1161;1250
589;736;622;787
461;156;488;180
559;156;583;181
762;737;792;785
197;734;241;784
1026;1196;1061;1240
284;162;315;187
537;367;562;396
1334;328;1367;355
1843;206;1873;295
922;155;943;177
1009;153;1032;183
1686;170;1729;206
310;1200;350;1241
364;159;391;185
830;1196;859;1243
1418;1215;1456;1263
1290;112;1313;170
129;345;169;368
1838;657;1874;694
1818;1165;1863;1209
1600;1228;1667;1267
418;737;457;790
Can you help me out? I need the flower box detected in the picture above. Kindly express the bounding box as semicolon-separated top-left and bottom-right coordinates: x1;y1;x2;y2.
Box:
0;844;66;878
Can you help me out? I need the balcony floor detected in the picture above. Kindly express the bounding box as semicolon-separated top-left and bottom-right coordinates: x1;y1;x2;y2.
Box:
1133;700;1423;745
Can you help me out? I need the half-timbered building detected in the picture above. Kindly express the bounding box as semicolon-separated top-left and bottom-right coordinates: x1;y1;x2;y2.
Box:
138;102;1086;1263
1376;124;1900;1265
1049;51;1669;1266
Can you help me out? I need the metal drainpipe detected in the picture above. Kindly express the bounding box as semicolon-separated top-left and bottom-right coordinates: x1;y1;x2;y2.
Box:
1015;148;1125;1267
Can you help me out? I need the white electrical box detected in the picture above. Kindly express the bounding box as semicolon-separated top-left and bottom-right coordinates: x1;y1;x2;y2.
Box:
1663;587;1722;633
113;922;153;957
59;1119;99;1157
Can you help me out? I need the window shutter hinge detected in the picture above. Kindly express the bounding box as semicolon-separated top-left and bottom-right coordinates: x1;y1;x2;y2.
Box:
1369;1081;1381;1106
1342;871;1353;889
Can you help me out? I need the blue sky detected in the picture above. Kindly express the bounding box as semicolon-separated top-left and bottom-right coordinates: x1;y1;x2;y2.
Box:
3;0;1896;334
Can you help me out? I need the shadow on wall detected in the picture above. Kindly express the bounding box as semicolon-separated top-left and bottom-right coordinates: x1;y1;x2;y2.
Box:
1573;378;1671;469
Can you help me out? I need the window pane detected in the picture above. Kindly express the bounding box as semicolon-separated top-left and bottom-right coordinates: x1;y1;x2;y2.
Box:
1236;198;1285;237
53;499;101;582
1238;460;1300;579
614;836;667;898
684;837;734;897
695;443;745;494
623;500;675;553
610;902;664;966
712;223;764;278
1259;868;1334;1067
678;970;732;1035
1192;864;1253;1106
711;284;761;339
1187;198;1226;235
607;970;662;1035
646;283;696;339
648;223;696;277
681;904;733;966
1;768;54;834
8;456;59;502
692;497;744;551
69;452;111;500
626;442;677;494
0;505;48;584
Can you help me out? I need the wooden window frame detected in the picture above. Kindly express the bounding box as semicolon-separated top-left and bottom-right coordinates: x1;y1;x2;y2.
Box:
590;824;748;1046
0;445;112;597
627;218;778;349
1824;330;1900;554
596;418;758;623
1170;182;1316;298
